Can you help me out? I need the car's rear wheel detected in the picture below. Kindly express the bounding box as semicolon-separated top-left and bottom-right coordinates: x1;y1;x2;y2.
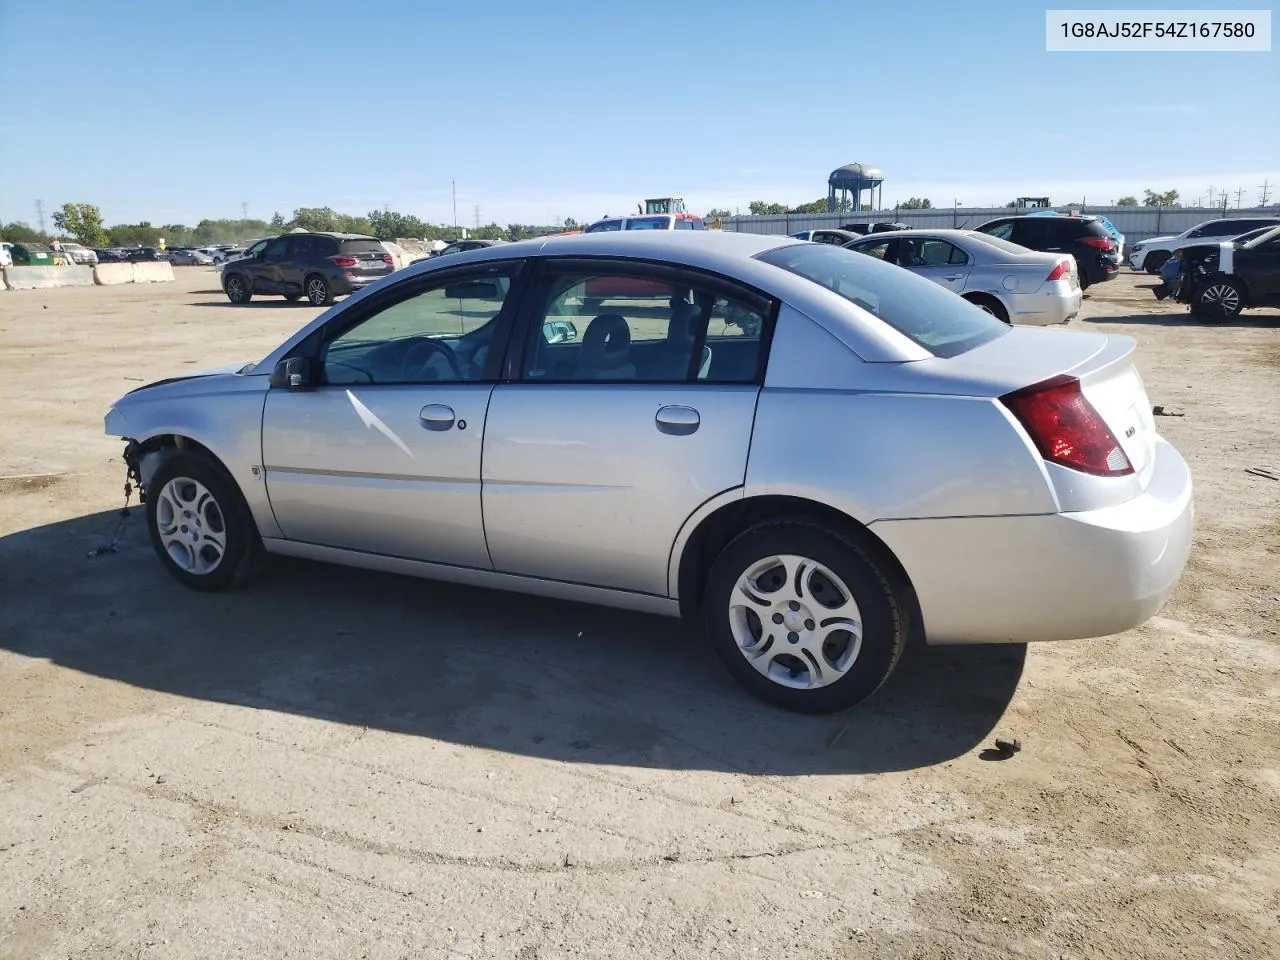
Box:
145;451;263;592
224;273;251;304
305;274;333;306
1192;277;1244;321
703;519;906;713
964;293;1009;324
1143;251;1170;274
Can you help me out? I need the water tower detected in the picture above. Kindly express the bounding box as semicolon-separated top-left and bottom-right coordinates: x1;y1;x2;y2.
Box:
827;163;884;214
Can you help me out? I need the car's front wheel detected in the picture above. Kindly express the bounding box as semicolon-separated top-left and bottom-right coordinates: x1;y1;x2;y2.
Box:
704;519;907;713
224;273;251;304
145;451;262;592
1192;277;1244;321
305;274;333;306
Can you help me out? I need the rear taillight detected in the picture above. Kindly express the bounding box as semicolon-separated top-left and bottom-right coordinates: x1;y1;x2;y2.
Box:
330;255;358;268
1080;236;1113;251
1001;375;1133;477
381;254;393;266
1046;259;1072;281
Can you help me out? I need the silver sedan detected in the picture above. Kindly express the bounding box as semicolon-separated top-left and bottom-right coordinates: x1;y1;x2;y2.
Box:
104;231;1193;713
845;228;1083;325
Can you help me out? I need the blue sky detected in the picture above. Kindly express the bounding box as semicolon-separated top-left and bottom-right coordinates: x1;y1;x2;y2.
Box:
1;0;1276;227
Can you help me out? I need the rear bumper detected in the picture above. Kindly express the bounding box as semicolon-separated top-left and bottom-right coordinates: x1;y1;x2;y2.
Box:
871;436;1194;645
1007;284;1081;325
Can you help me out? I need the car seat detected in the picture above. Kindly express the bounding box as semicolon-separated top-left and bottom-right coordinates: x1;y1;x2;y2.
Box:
651;298;712;380
575;314;636;380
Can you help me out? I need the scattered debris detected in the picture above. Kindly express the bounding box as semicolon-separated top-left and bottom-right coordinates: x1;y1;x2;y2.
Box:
1152;405;1185;417
70;777;102;794
799;889;825;899
155;774;167;785
1244;467;1278;481
980;737;1022;761
995;737;1022;755
828;724;851;748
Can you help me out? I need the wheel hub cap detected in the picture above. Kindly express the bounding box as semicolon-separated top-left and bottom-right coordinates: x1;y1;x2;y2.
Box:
155;477;227;575
728;554;863;690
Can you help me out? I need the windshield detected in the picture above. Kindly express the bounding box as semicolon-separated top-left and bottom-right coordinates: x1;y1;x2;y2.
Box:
625;216;673;230
757;242;1008;358
1243;225;1280;248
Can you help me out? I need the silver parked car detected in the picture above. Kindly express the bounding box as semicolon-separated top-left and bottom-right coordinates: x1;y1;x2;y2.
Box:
103;231;1193;713
845;228;1082;325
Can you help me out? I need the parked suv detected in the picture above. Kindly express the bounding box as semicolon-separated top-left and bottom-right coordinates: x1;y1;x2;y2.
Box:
220;232;394;306
1126;217;1280;273
973;214;1119;289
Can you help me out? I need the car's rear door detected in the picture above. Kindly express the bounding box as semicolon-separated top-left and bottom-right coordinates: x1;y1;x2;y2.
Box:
253;236;291;293
260;260;524;566
481;257;775;597
898;236;972;292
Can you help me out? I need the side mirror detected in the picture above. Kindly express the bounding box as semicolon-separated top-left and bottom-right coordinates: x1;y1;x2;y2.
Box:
542;320;578;343
271;356;314;389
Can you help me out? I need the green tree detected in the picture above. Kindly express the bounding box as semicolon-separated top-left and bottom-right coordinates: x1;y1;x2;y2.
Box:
289;207;339;232
0;220;48;243
788;198;829;214
899;197;932;209
1143;189;1180;207
52;202;108;247
368;208;428;240
1115;196;1139;206
747;201;787;215
270;211;285;228
562;216;578;229
705;208;731;220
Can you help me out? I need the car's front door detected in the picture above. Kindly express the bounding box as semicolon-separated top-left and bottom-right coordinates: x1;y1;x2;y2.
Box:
279;234;318;296
260;261;524;566
1243;236;1280;302
253;235;291;293
481;259;775;596
897;236;971;292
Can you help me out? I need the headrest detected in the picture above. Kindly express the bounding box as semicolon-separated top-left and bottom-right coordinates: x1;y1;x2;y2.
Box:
579;314;632;370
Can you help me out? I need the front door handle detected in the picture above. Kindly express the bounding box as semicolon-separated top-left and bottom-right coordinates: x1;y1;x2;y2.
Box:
420;403;456;431
655;404;699;436
943;274;964;281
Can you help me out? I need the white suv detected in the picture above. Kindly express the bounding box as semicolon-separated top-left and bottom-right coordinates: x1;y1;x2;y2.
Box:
1128;217;1280;273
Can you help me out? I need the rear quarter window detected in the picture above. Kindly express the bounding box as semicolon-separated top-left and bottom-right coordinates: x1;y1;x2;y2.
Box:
757;242;1008;359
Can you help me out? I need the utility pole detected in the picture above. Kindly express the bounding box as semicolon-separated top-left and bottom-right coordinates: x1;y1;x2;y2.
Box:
1233;187;1246;208
1260;179;1272;206
240;201;248;220
451;181;457;229
35;199;46;234
474;205;480;229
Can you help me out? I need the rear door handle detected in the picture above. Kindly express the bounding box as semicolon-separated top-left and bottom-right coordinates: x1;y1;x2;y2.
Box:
655;404;699;436
943;274;964;281
419;403;456;431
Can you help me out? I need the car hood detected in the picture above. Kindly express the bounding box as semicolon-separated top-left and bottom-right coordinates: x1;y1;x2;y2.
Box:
122;360;261;396
1139;235;1178;246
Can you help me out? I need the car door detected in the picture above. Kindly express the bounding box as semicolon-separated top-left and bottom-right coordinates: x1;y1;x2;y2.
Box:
252;235;291;293
896;236;971;292
1243;235;1280;302
279;234;316;295
481;257;775;597
259;260;524;566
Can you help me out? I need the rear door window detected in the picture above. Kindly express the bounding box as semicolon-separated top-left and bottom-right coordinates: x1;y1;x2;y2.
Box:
756;242;1007;358
977;220;1015;242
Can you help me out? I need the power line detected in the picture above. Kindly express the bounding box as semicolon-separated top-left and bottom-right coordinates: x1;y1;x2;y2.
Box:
1234;187;1246;208
1260;179;1272;206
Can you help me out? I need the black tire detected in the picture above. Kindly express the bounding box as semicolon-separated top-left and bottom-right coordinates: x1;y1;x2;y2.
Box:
1192;277;1244;321
283;292;301;302
305;274;333;306
224;273;251;304
1143;251;1170;274
1073;257;1092;290
703;518;907;714
965;294;1009;324
145;450;263;592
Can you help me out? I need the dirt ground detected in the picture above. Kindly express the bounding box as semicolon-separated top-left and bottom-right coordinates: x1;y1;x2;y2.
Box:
1;267;1277;960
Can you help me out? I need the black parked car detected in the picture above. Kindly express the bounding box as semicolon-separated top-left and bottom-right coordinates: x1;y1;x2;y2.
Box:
1154;225;1280;320
126;247;168;262
972;214;1119;289
220;232;394;306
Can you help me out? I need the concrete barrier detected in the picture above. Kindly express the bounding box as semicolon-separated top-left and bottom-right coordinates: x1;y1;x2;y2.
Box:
2;266;95;290
132;261;175;283
93;263;135;285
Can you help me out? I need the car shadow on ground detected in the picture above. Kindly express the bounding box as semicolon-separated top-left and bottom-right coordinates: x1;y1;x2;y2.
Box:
188;300;313;309
0;508;1026;776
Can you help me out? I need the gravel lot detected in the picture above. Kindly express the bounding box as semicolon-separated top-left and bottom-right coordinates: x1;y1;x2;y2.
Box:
1;267;1277;960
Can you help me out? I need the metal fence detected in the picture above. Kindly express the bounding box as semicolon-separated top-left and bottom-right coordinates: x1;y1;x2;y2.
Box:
717;206;1279;244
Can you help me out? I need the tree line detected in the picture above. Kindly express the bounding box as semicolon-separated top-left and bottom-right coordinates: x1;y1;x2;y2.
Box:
1;202;575;249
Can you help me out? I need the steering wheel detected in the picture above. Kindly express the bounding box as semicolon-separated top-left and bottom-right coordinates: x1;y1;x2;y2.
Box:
400;338;462;381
